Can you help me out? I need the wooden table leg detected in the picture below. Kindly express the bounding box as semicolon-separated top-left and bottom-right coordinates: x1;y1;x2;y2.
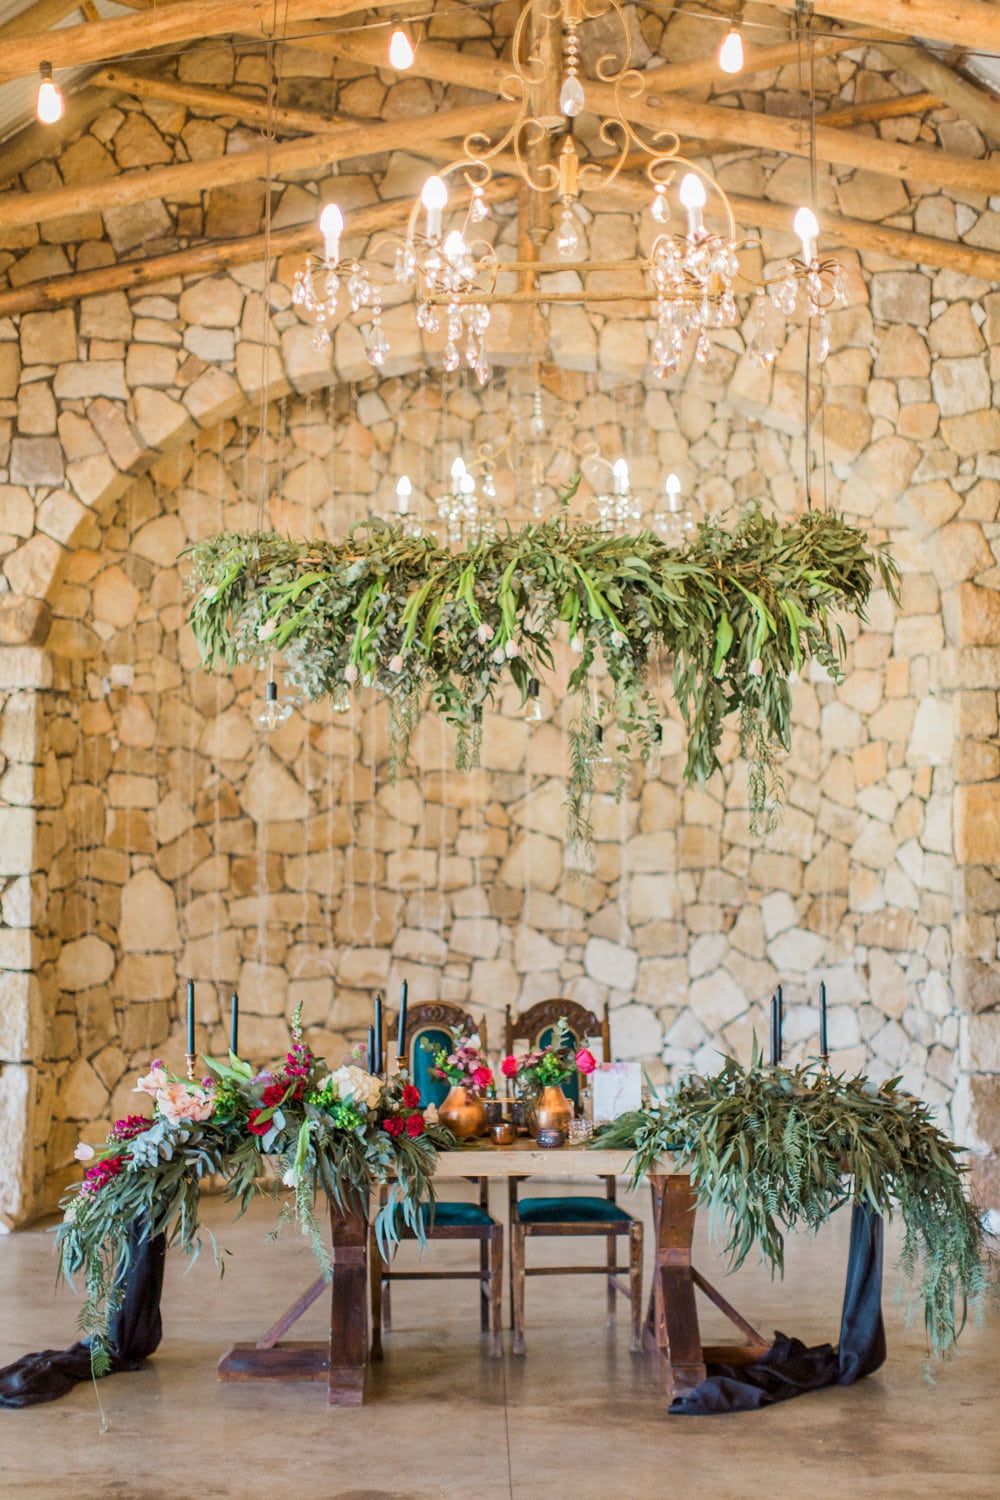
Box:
643;1173;707;1398
327;1196;369;1406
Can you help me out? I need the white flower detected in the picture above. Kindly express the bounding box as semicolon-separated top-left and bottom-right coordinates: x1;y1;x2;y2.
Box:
327;1065;383;1111
200;584;220;604
787;669;800;686
466;1033;482;1050
63;1200;78;1223
570;633;584;654
257;617;278;641
73;1142;95;1162
344;663;359;683
282;1166;299;1188
388;654;404;674
477;622;492;645
424;1102;439;1125
134;1065;170;1097
504;639;519;659
492;646;506;664
610;630;625;648
749;657;763;678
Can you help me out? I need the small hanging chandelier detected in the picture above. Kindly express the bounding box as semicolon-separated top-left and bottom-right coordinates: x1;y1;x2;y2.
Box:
293;0;846;384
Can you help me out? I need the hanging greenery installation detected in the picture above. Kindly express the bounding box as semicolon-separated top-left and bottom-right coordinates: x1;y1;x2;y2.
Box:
186;501;898;852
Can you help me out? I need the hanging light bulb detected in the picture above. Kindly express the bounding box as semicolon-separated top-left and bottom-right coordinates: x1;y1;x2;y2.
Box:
525;677;542;723
254;679;292;733
450;455;467;487
36;63;64;125
396;474;412;515
665;473;682;511
319;202;344;263
612;458;630;496
679;173;707;236
388;23;415;70
421;174;448;239
589;723;612;766
793;205;820;263
719;26;744;75
646;722;663;777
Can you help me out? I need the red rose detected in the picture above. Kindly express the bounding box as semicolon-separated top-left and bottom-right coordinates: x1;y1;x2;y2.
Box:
405;1112;424;1138
500;1055;520;1078
383;1116;405;1137
575;1048;597;1076
401;1083;421;1109
472;1066;493;1091
246;1109;270;1136
261;1083;285;1108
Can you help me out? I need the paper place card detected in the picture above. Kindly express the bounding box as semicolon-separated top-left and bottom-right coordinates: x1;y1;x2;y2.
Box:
590;1062;643;1123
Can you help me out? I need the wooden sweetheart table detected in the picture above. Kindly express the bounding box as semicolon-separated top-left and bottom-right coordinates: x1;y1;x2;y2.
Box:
217;1140;769;1406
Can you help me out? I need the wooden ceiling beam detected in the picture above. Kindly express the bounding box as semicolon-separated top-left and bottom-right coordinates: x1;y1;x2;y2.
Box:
91;66;351;136
304;33;1000;196
0;0;401;83
868;31;1000;147
0;101;515;233
769;0;1000;55
818;90;941;127
0;0;85;39
0;180;519;317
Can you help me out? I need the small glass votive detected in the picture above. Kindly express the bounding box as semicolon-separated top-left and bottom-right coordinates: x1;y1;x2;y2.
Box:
490;1120;516;1146
535;1126;565;1149
567;1118;592;1145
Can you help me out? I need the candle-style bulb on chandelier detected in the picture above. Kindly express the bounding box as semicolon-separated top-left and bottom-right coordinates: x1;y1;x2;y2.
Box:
294;0;846;383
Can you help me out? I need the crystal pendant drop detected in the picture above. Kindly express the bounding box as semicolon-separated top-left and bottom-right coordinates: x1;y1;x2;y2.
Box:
555;208;580;259
651;187;670;225
443;341;460;372
815;316;830;363
364;323;389;367
559;73;585;117
474;348;491;385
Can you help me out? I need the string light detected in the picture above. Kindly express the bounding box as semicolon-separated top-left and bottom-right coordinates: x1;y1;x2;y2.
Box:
36;63;64;125
388;23;415;69
254;679;292;732
525;677;542;722
719;25;744;75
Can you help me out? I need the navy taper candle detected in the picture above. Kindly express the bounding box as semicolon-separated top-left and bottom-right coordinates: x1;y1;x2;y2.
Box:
398;979;408;1062
776;984;783;1065
230;991;239;1056
373;993;383;1074
819;981;828;1057
186;980;195;1055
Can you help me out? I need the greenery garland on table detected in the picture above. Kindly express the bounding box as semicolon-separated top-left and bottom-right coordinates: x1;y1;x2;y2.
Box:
592;1052;995;1360
57;1014;454;1375
185;502;897;852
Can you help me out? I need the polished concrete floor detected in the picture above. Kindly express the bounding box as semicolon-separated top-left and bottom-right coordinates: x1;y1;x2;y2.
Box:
1;1182;998;1500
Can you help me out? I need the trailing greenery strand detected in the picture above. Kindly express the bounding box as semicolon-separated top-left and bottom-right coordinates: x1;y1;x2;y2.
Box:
185;504;897;854
592;1051;996;1359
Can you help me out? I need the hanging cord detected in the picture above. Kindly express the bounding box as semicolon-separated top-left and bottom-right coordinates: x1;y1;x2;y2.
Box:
797;1;818;513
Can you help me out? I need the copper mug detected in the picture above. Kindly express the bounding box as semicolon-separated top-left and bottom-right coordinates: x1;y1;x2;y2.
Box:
490;1120;517;1146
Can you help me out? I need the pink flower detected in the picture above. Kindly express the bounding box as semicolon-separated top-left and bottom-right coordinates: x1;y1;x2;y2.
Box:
472;1065;493;1092
383;1116;405;1138
344;663;359;683
388;654;404;674
134;1065;170;1098
156;1081;214;1125
500;1055;520;1079
575;1048;597;1076
492;646;505;664
504;639;519;659
749;657;763;678
477;622;492;645
405;1113;424;1138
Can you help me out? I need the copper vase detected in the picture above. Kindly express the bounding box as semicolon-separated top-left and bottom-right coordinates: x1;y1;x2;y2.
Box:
528;1084;573;1139
438;1085;488;1139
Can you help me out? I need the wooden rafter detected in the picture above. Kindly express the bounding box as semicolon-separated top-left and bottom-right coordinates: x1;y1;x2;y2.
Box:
0;102;516;234
91;66;351;136
0;181;520;316
770;0;1000;54
869;31;1000;147
0;0;401;82
0;0;84;38
300;33;1000;196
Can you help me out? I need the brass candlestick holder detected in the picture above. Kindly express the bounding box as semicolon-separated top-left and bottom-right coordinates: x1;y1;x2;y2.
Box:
185;1053;197;1081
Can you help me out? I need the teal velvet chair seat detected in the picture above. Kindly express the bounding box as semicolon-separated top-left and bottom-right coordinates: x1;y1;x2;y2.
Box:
504;999;642;1357
516;1196;632;1225
371;1001;502;1358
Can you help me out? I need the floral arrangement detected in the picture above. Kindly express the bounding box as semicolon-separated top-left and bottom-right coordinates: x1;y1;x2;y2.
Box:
501;1021;596;1100
57;1013;456;1373
424;1025;495;1096
591;1050;997;1360
185;503;897;852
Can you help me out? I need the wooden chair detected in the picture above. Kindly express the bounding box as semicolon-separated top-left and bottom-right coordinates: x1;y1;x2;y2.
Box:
504;998;642;1356
370;1002;503;1358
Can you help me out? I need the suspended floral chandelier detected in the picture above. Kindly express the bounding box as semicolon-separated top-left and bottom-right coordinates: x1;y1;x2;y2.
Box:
293;0;847;384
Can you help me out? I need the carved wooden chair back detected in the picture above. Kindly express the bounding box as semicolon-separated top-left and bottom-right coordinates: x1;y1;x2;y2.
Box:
397;1001;484;1110
504;998;609;1106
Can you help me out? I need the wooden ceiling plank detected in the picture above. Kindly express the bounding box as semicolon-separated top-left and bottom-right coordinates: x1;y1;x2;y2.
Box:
0;0;84;40
91;66;350;136
819;90;941;126
0;179;520;317
0;101;516;233
868;31;1000;147
0;0;400;82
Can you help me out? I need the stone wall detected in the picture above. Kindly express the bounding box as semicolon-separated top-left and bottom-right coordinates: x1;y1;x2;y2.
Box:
2;12;1000;1221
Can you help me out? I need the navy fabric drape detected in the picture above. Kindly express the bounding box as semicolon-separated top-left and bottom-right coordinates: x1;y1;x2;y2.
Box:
669;1203;886;1414
0;1224;165;1409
